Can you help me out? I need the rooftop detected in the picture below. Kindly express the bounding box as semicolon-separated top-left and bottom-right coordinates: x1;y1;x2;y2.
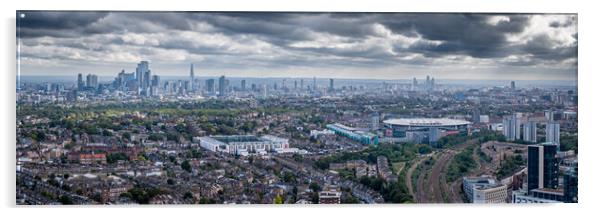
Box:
384;118;471;127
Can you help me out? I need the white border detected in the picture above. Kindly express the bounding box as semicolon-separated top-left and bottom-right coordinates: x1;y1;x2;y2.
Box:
2;0;599;216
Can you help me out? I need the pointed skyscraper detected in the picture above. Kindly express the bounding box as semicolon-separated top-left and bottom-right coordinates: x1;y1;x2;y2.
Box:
190;63;194;82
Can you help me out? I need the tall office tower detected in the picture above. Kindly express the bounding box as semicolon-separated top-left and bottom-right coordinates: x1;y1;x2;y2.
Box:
151;75;160;87
546;121;560;147
241;80;246;91
523;121;538;143
430;77;435;91
190;63;194;82
511;81;516;90
412;77;418;91
77;73;84;90
329;78;334;92
313;77;317;91
300;79;304;90
294;80;298;90
136;61;149;85
144;69;151;91
527;143;559;192
205;79;215;95
563;166;578;203
218;75;226;97
86;74;98;89
281;79;286;90
262;84;267;98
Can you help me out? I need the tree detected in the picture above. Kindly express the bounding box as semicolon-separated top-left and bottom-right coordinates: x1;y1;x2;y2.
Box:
122;132;131;141
181;160;192;172
167;178;175;185
309;182;321;192
107;153;129;164
274;194;284;204
59;195;73;205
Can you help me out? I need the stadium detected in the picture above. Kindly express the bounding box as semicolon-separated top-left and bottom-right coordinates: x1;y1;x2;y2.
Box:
382;118;472;144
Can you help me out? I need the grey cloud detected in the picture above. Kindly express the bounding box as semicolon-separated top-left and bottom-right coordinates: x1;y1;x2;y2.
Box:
17;11;578;78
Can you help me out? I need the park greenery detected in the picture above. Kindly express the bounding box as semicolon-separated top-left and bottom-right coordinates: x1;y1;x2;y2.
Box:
446;145;476;182
495;154;525;179
314;143;430;170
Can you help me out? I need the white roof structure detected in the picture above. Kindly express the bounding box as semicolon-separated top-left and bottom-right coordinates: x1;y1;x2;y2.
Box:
383;118;471;127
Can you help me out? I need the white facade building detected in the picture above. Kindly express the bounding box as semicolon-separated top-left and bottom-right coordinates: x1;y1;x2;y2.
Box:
463;176;508;203
523;121;538;143
197;135;300;156
546;121;560;146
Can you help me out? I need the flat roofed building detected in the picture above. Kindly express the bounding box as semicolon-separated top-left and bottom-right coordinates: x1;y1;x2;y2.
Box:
326;123;379;145
196;135;293;156
512;190;562;203
463;175;508;203
319;189;341;204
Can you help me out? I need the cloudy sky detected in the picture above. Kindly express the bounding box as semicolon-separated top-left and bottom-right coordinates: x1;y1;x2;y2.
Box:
17;12;577;80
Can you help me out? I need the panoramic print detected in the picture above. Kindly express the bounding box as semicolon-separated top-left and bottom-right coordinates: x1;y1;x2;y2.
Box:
16;11;577;204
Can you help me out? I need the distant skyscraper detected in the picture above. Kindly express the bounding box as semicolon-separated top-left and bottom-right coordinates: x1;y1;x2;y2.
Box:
511;81;516;90
424;75;435;91
151;75;160;87
241;80;246;91
190;63;194;82
523;121;538;143
430;77;435;91
313;77;317;91
527;143;559;192
218;75;226;97
77;73;84;90
546;121;560;147
85;74;98;89
144;69;151;92
136;61;151;96
136;61;149;85
205;79;215;95
329;78;334;92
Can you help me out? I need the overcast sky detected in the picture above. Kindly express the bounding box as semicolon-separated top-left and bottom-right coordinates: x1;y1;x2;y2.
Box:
17;12;577;80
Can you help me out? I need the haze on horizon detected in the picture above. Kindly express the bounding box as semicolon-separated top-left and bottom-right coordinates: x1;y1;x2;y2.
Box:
16;12;578;81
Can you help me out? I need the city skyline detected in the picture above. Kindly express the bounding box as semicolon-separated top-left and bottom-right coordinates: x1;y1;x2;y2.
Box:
15;11;578;205
17;12;577;81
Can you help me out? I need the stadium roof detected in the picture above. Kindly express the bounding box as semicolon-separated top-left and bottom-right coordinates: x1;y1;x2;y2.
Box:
383;118;471;127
